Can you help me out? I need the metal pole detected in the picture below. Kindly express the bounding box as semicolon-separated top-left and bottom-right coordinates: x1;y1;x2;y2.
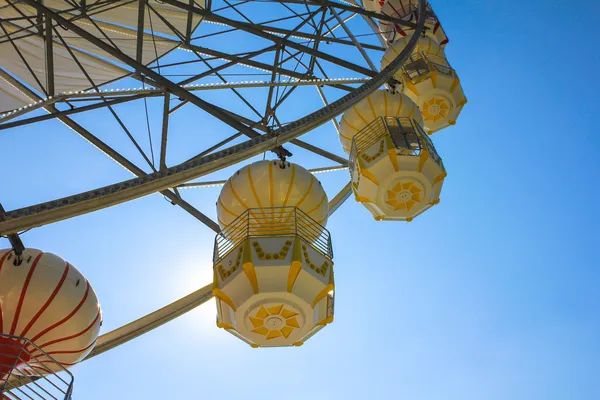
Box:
0;203;24;263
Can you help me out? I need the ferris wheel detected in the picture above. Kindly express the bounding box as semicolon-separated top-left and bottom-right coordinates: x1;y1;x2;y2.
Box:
0;0;466;397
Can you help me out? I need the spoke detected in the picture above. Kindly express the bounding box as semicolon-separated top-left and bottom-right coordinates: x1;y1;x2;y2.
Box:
0;20;49;98
51;23;158;171
264;45;282;125
308;8;327;73
328;181;352;216
199;106;348;166
43;13;55;95
180;43;360;91
0;68;221;233
21;0;267;149
178;46;277;86
160;94;170;170
0;94;155;130
329;6;377;71
267;0;418;28
135;0;146;70
87;283;214;360
161;0;376;77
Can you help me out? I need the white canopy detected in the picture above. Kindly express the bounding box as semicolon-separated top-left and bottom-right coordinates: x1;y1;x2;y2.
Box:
0;0;204;112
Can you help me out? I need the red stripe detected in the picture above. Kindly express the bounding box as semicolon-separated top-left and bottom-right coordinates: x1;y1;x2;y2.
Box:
20;262;70;338
37;311;100;350
29;281;90;343
0;251;11;333
32;359;77;367
395;24;406;36
399;0;407;15
10;252;44;335
389;2;403;19
27;364;52;374
433;20;440;33
32;338;97;358
440;38;449;45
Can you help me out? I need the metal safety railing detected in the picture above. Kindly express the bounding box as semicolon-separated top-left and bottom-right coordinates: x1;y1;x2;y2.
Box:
401;52;453;85
350;116;442;166
214;206;332;263
0;334;74;400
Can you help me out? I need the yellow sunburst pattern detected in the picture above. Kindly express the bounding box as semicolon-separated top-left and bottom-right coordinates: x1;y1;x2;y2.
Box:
421;97;450;123
249;304;301;340
385;181;423;211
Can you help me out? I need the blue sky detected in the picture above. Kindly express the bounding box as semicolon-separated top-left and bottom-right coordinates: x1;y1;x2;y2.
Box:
1;0;600;398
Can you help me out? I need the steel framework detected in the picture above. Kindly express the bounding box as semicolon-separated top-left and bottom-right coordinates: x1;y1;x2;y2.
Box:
0;0;426;388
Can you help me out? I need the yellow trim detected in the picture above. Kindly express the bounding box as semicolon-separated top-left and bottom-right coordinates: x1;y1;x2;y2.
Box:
395;91;404;116
293;341;304;347
217;216;229;227
287;239;302;292
409;103;416;118
374;215;385;221
218;197;237;218
387;149;399;172
383;90;388;116
433;172;447;185
361;169;380;185
367;96;377;120
266;330;282;340
248;165;268;224
406;217;413;222
356;196;376;204
252;239;293;261
353;105;369;126
430;71;438;89
282;164;296;206
316;315;334;327
217;322;236;331
312;283;335;308
229;179;256;221
341;115;360;134
247;165;263;208
418;149;429;172
269;162;274;208
306;192;326;216
301;244;331;277
281;326;294;338
286;316;300;328
296;175;314;208
216;247;243;281
255;306;269;319
450;76;460;92
404;80;419;96
430;199;440;205
242;242;259;294
382;53;391;65
213;288;237;311
268;304;284;315
250;344;260;348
